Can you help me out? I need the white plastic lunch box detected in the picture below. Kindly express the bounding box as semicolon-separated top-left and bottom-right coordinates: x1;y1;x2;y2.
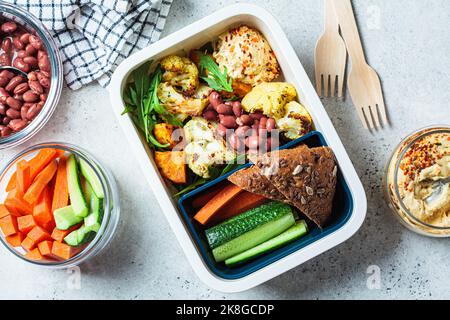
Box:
109;3;367;293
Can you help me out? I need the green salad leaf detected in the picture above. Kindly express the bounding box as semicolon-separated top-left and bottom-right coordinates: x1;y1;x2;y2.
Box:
198;52;233;93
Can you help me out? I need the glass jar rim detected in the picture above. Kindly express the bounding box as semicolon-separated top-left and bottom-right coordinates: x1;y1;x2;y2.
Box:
0;3;63;149
389;125;450;231
0;142;117;266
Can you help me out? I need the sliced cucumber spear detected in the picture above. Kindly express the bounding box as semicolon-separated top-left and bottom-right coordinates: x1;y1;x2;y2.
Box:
54;205;83;230
225;220;308;266
79;158;104;199
67;154;88;217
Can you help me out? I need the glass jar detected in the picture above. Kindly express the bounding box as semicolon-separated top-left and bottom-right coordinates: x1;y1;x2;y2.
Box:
0;3;63;149
384;126;450;237
0;142;120;267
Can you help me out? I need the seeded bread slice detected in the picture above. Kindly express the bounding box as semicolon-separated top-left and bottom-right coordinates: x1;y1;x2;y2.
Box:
227;165;288;203
256;145;338;227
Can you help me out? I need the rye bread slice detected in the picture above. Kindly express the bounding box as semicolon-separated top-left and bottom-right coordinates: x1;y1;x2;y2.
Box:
227;165;287;203
256;145;338;227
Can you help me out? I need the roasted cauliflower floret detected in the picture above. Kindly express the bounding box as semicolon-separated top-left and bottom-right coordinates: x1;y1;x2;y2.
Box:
241;82;297;119
160;55;199;95
183;118;235;178
157;82;212;120
276;101;313;140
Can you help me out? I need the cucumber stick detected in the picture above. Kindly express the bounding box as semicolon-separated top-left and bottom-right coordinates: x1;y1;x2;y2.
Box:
79;158;104;199
54;205;83;230
212;212;295;262
225;220;308;266
67;155;88;217
206;202;293;249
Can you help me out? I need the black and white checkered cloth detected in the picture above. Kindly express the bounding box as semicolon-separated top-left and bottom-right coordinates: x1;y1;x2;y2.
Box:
7;0;173;89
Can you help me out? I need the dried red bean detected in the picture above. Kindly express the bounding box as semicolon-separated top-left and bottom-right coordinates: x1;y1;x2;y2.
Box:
12;37;24;50
259;117;267;129
17;50;28;59
13;58;30;72
39;93;47;102
38;55;50;72
29;35;43;50
25;43;37;56
251;120;260;130
13;94;23;101
249;113;263;121
6;96;22;110
6;108;20;119
27;71;37;81
1;22;17;33
19;33;30;44
232;101;243;117
209;91;222;108
23;56;38;68
219;114;237;129
0;70;14;79
26;103;43;120
217;124;228;137
246;135;259;149
266;118;276;131
1;125;12;137
0;53;11;66
238;114;253;126
235;125;250;137
2;116;11;125
21;105;29;120
202;109;218;121
8;119;27;131
228;133;242;151
13;82;29;95
28;80;43;94
1;38;12;54
215;103;233;115
5;76;25;92
0;88;9;103
0;103;6;115
36;73;50;88
0;76;9;87
22;90;39;102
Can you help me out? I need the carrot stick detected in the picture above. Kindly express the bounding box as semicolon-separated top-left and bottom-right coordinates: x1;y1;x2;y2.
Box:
5;232;25;247
51;224;81;242
209;192;268;225
0;215;18;236
17;215;37;234
33;186;55;231
4;189;33;215
16;160;31;194
51;157;69;212
191;188;221;209
27;226;52;243
0;204;11;219
51;241;80;260
194;184;243;225
24;248;44;261
23;160;58;205
5;174;16;192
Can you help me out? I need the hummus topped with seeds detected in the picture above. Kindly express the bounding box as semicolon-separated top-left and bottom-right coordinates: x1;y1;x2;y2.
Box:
385;127;450;236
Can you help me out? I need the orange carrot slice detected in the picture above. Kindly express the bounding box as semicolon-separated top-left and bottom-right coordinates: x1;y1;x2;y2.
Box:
27;226;52;243
51;224;81;242
5;232;25;247
194;184;243;225
51;241;79;260
4;189;33;215
0;204;11;219
21;236;36;251
25;248;44;261
33;186;54;231
17;215;37;234
37;240;54;258
191;188;221;209
0;215;18;237
16;160;31;194
51;156;69;212
23;160;58;205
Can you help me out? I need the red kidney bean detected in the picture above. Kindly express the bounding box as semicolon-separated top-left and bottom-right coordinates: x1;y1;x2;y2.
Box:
0;53;11;66
37;72;50;88
215;103;233;115
228;133;242;151
216;123;228;137
6;108;20;119
25;44;37;56
12;37;24;50
5;76;24;92
37;50;47;60
39;70;50;78
202;109;218;121
0;76;8;87
219;114;237;129
1;22;17;33
249;113;263;121
29;80;43;94
13;94;23;101
26;103;43;120
6;96;21;110
235;125;250;137
19;33;30;44
208;91;222;108
252;120;260;130
2;116;11;125
1;38;12;54
259;117;267;129
13;58;30;72
22;90;39;102
23;56;38;68
0;103;5;115
238;114;253;126
266;118;276;131
246;135;259;149
0;88;9;103
29;35;43;50
13;82;29;95
232;101;243;117
21;105;29;120
1;125;12;137
40;93;47;102
0;70;14;79
38;54;50;72
8;119;27;132
27;71;37;81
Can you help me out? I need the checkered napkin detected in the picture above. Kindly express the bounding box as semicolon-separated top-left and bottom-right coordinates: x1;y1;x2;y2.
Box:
7;0;173;90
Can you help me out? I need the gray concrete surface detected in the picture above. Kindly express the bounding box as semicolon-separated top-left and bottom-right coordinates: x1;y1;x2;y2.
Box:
0;0;449;299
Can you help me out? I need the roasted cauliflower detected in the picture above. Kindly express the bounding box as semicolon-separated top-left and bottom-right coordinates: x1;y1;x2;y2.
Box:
241;82;297;119
157;82;212;120
160;55;199;95
276;101;313;140
183;118;235;178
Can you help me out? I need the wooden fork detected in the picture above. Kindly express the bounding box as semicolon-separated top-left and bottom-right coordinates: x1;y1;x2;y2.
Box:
332;0;388;129
315;0;347;97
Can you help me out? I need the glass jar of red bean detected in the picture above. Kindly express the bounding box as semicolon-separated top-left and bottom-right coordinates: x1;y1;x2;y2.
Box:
0;3;62;149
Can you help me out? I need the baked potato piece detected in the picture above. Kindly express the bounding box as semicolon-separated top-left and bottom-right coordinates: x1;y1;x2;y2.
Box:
154;151;187;184
153;123;181;149
241;82;297;119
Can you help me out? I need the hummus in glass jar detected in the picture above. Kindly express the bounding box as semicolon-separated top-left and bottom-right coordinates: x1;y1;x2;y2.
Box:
384;127;450;237
397;132;450;227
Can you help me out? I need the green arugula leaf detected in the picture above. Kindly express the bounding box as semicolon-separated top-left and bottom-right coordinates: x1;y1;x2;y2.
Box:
198;52;233;93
